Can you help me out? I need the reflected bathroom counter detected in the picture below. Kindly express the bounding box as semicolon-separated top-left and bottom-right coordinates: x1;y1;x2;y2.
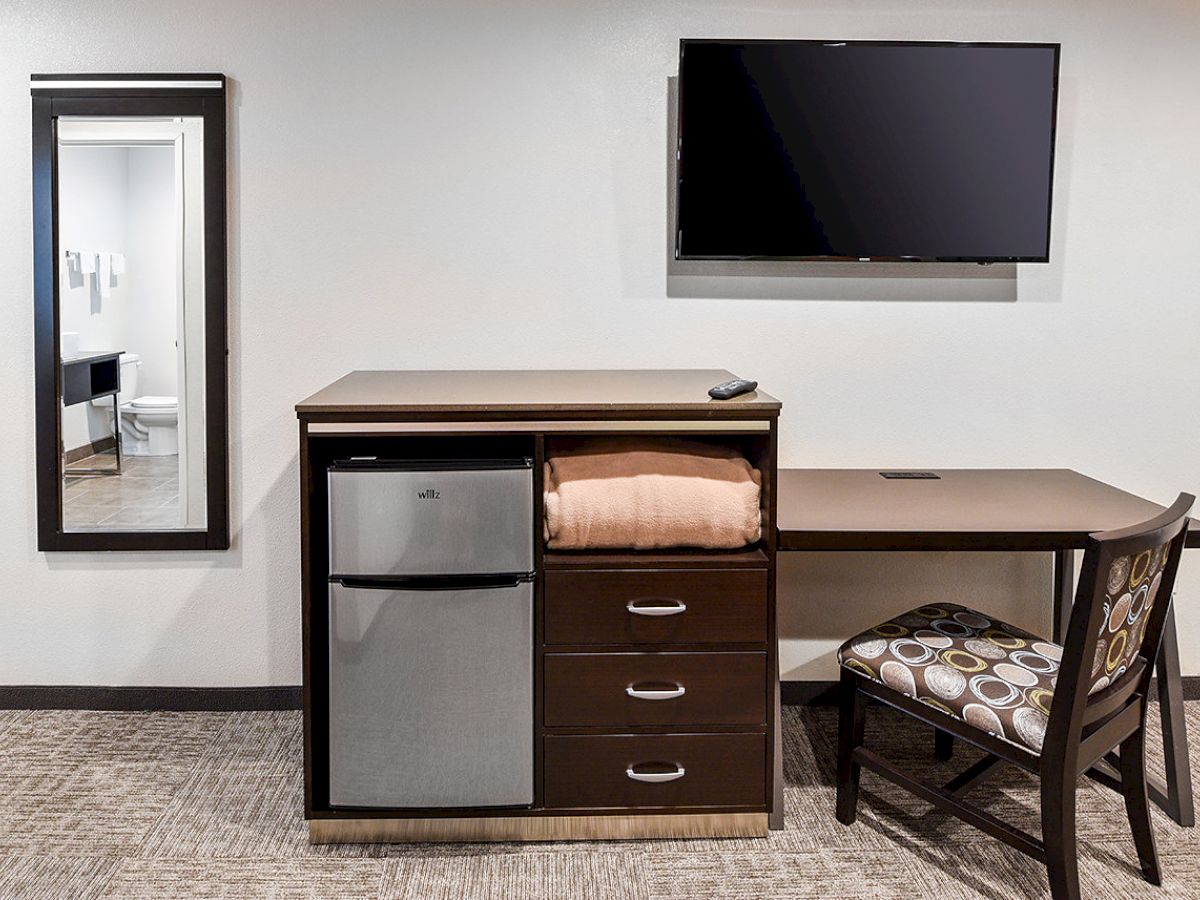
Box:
60;348;123;366
60;349;123;407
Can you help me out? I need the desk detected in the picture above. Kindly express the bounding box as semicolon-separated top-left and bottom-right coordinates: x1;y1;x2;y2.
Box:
776;468;1195;827
61;350;123;476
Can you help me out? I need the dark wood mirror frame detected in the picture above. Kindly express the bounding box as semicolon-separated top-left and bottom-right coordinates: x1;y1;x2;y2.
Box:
32;74;229;551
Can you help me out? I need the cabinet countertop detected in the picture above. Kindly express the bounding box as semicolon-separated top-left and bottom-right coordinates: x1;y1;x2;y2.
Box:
296;369;781;417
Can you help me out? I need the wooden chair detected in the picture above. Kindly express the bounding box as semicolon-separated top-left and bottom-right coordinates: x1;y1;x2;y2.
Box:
835;494;1194;900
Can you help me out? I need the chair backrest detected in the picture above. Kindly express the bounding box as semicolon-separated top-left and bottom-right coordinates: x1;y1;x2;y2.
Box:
1044;494;1193;765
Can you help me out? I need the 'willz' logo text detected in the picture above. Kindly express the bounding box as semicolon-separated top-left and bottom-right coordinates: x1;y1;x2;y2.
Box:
416;489;441;500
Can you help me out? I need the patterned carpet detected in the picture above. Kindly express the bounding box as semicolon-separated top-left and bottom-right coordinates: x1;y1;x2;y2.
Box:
0;702;1197;898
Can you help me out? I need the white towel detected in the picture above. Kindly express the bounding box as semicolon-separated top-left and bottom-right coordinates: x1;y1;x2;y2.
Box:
110;252;126;275
98;252;112;298
64;251;85;289
79;251;96;274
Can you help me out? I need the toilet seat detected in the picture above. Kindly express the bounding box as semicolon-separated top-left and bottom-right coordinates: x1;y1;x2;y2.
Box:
129;395;177;410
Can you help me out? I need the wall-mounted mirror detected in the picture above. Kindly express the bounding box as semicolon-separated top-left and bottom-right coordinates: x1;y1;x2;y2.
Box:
32;75;228;550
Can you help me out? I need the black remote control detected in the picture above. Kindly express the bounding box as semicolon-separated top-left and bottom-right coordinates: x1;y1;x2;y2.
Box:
708;378;758;400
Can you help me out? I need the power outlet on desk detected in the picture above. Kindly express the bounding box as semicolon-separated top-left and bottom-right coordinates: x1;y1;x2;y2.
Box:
879;471;941;480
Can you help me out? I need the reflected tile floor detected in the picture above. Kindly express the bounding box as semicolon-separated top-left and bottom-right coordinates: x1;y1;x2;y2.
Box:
0;704;1197;898
62;451;179;530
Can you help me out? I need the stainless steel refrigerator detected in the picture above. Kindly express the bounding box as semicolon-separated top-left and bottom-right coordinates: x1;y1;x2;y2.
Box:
326;458;534;809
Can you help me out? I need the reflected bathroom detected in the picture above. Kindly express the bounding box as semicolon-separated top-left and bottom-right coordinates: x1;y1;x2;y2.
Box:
56;117;207;531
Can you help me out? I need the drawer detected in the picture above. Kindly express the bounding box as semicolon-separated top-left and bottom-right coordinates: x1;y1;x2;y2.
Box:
544;733;765;809
544;569;768;645
544;652;766;727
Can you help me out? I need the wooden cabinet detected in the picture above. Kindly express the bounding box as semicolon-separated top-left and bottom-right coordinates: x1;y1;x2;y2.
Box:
541;562;771;814
297;369;780;841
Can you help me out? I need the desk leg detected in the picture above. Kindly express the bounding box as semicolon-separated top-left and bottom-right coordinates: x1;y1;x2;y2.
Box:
770;675;784;830
1052;549;1075;642
1153;603;1194;827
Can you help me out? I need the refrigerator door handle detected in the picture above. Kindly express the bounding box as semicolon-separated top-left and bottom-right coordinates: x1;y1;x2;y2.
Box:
332;573;532;591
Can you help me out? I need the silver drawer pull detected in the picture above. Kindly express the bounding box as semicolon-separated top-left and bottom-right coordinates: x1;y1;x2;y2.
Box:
626;684;686;700
626;764;686;783
626;599;687;617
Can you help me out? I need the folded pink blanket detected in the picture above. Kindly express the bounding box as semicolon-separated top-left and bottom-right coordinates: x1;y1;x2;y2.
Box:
544;439;762;550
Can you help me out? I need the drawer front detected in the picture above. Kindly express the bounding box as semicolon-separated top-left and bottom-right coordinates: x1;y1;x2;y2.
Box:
544;569;768;645
328;462;532;576
544;652;766;727
544;733;765;809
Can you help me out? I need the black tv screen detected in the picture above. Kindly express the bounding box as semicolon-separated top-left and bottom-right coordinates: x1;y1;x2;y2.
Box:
675;40;1060;262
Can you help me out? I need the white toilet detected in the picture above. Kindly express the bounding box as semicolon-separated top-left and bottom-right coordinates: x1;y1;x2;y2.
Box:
124;395;179;456
91;353;180;456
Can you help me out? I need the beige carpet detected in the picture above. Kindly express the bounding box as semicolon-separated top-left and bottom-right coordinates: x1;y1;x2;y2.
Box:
0;703;1197;899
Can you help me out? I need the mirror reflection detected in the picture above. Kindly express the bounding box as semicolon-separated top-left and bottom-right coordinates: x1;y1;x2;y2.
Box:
57;116;207;531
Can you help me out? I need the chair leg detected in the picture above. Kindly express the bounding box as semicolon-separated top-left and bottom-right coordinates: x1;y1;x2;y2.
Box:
1041;770;1081;900
836;668;867;826
1119;726;1162;885
935;728;954;761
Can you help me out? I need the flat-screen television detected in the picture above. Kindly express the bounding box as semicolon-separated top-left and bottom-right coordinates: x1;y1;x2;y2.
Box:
675;40;1060;262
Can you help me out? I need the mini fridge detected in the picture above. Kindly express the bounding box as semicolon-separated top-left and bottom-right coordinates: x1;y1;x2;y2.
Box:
326;457;534;809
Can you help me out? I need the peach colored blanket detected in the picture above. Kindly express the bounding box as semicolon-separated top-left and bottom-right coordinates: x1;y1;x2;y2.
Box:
543;439;762;550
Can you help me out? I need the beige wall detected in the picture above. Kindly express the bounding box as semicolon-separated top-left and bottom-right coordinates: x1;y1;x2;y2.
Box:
0;0;1197;685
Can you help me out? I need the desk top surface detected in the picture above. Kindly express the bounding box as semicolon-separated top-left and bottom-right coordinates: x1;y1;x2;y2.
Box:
297;369;781;416
776;468;1197;551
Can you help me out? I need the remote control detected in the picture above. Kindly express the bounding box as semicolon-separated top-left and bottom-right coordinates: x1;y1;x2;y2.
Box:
708;378;758;400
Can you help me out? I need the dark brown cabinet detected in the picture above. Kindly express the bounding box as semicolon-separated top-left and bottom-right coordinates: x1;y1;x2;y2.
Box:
297;370;780;842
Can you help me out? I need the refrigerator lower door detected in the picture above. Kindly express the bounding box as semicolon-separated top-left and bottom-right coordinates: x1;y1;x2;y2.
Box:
327;579;533;809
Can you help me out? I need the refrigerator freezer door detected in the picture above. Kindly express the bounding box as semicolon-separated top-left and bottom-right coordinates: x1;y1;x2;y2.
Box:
327;580;534;808
328;463;533;577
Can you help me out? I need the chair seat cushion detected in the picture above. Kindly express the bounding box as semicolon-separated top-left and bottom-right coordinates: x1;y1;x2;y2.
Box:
838;603;1062;754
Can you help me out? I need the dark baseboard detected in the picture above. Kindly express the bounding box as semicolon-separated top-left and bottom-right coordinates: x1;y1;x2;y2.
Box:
0;685;302;711
3;677;1195;712
781;676;1200;707
781;681;839;706
63;435;117;465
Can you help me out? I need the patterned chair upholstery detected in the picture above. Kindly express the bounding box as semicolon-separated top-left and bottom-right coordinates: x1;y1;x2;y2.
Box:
839;603;1060;753
1094;540;1172;693
837;542;1169;755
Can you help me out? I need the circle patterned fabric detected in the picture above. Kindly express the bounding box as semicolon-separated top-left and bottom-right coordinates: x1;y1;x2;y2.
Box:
839;603;1061;753
1092;542;1171;694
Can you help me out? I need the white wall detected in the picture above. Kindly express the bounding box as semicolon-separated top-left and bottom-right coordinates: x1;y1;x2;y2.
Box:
1;0;1197;687
57;145;130;451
